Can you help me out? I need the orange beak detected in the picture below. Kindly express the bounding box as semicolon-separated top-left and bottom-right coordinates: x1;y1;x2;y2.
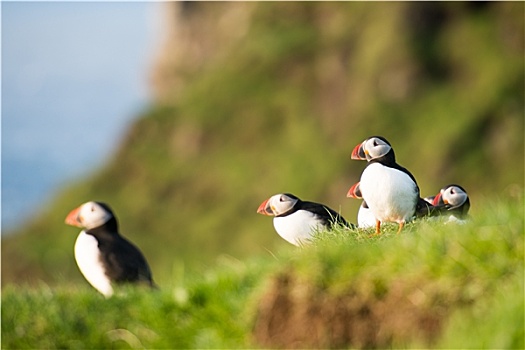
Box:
347;182;362;198
351;142;366;160
257;198;274;216
432;193;442;206
65;206;82;227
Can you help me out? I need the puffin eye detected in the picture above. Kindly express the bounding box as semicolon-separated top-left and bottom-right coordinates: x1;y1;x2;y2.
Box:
91;205;95;212
373;140;378;147
280;196;285;202
450;188;455;195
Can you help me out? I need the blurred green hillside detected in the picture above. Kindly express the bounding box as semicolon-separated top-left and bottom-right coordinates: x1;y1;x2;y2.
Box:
3;2;523;286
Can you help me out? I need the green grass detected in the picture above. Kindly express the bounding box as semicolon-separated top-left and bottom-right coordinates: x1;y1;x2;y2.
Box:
3;196;523;349
2;256;274;349
2;4;523;348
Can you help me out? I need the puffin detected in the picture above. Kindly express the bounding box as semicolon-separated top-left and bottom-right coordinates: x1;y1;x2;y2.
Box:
346;182;375;229
351;136;420;234
347;181;447;227
257;193;353;246
430;184;470;223
65;201;156;297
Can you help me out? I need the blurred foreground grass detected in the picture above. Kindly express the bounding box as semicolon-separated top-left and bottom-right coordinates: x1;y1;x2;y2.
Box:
2;195;523;349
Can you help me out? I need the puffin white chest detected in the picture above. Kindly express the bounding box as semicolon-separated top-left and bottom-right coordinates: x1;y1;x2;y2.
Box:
446;215;468;224
357;204;376;228
74;231;113;297
360;163;417;224
273;210;323;246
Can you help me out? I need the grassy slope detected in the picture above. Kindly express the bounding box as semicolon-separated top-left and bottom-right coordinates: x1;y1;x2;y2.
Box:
2;4;524;347
2;2;523;287
2;197;523;349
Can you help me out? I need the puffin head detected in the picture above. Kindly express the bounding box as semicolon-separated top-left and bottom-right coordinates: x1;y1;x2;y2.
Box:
65;201;114;230
362;136;393;161
257;193;299;216
351;136;393;162
433;185;469;210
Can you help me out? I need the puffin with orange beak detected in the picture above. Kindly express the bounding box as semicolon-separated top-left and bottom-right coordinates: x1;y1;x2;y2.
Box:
346;182;376;229
350;136;420;235
257;193;353;246
65;201;156;297
430;184;470;223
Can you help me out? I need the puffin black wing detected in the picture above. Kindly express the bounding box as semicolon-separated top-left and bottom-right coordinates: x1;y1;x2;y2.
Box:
100;236;155;287
300;201;354;229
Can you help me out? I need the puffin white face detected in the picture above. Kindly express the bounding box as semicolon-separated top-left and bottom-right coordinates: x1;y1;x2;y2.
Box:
257;194;299;216
441;186;468;208
362;137;391;161
65;201;113;230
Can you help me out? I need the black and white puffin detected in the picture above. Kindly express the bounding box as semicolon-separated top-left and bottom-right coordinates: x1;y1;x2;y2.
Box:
348;181;448;226
346;182;376;229
351;136;420;234
65;201;155;297
257;193;353;246
430;184;470;223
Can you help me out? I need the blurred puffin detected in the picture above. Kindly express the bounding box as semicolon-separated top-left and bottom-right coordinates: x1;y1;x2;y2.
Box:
431;184;470;223
351;136;420;234
65;201;156;297
346;182;375;228
257;193;353;246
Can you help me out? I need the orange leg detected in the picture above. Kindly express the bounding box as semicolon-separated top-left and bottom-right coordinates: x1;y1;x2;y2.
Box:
397;221;405;234
375;220;381;235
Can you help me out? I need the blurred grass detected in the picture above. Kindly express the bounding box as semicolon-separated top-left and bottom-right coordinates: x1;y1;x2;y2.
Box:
432;272;524;349
2;1;523;298
1;258;266;349
2;196;522;348
4;4;522;346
